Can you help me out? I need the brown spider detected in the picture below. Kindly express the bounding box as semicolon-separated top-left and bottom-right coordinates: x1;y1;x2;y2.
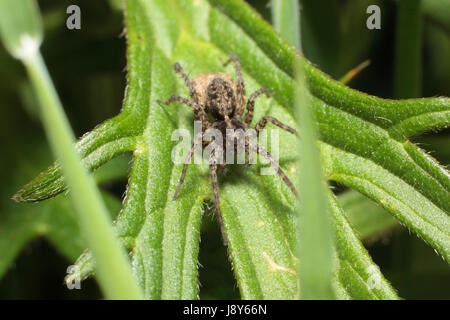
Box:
158;54;298;244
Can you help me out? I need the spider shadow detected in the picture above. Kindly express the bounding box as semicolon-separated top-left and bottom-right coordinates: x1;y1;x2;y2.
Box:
218;157;298;219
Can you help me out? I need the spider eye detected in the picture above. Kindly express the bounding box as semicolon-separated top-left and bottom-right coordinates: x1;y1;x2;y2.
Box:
227;91;233;98
210;93;217;99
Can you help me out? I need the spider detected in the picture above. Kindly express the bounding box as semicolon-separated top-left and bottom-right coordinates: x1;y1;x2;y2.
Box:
158;54;298;244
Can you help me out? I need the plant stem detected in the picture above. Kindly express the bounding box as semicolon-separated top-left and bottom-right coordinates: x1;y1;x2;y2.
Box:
23;52;142;300
394;0;422;98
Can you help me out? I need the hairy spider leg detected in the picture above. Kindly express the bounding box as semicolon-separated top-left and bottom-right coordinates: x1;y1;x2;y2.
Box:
254;116;298;137
158;94;194;107
244;88;271;126
160;63;210;126
172;132;203;200
173;62;200;105
249;143;298;197
209;151;228;245
157;94;208;125
222;54;246;118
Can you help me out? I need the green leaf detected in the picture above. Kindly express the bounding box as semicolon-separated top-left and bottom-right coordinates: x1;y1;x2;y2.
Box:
13;118;138;202
337;190;398;241
414;136;450;165
64;2;209;300
14;0;449;299
328;191;398;300
0;137;123;279
321;141;450;260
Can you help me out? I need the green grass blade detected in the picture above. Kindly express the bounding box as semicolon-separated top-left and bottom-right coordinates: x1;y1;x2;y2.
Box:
271;0;301;50
24;53;142;300
26;52;142;300
0;0;142;300
295;58;335;299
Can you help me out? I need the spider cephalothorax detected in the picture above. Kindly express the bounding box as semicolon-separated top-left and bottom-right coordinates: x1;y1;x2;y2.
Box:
207;77;236;118
158;54;298;244
191;72;237;121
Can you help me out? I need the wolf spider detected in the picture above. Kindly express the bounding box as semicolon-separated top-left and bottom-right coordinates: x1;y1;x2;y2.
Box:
158;54;298;244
